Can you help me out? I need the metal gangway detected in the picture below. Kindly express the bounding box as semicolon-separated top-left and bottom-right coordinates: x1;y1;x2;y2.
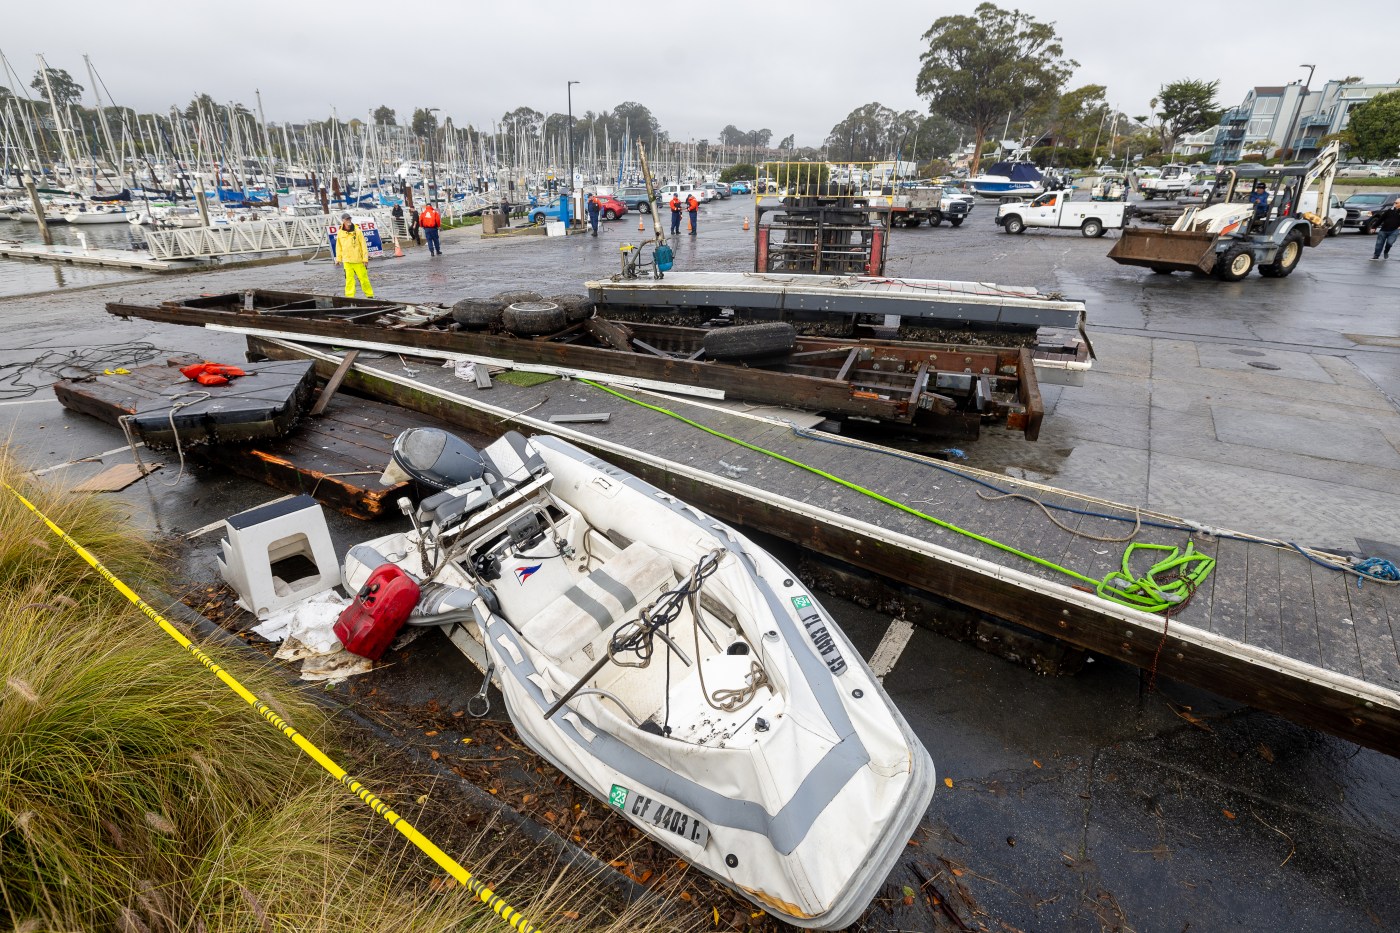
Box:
143;212;387;262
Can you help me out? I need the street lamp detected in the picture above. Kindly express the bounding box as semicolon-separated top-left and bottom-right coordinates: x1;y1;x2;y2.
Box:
567;81;580;222
1282;65;1316;161
427;107;440;205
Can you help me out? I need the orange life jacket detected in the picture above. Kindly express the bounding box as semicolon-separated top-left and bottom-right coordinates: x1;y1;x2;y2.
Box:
669;197;681;212
686;196;698;211
420;206;440;228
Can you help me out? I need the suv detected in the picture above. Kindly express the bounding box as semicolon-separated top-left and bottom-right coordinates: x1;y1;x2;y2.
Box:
1341;192;1399;232
656;182;700;205
615;186;653;214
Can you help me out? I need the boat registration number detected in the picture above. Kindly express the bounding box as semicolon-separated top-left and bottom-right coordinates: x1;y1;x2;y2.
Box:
609;784;710;848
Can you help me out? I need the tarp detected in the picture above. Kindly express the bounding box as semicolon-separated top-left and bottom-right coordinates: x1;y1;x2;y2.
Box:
984;162;1044;182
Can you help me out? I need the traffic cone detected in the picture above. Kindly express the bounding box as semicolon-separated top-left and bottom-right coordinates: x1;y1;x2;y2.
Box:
638;217;645;231
393;242;404;258
742;216;750;231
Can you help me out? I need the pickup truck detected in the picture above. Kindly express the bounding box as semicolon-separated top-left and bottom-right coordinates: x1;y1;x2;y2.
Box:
995;192;1124;236
1140;164;1192;200
888;186;972;227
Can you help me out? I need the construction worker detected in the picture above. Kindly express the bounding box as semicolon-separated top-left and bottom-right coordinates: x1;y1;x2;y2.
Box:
334;213;374;298
419;202;442;255
686;193;699;236
669;194;682;235
587;193;601;236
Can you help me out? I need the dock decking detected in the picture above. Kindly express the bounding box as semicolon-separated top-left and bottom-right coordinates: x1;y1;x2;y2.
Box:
0;241;198;271
255;336;1399;755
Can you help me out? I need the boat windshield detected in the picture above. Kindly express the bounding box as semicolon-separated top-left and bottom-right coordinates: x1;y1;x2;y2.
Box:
1161;166;1184;178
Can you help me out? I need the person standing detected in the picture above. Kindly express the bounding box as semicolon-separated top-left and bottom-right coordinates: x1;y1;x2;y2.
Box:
686;193;699;236
334;213;374;298
1371;201;1400;260
499;195;511;228
419;202;441;256
408;205;421;245
587;193;601;236
669;194;682;235
390;202;404;239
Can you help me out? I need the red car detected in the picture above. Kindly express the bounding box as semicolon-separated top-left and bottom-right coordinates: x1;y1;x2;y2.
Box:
591;195;627;220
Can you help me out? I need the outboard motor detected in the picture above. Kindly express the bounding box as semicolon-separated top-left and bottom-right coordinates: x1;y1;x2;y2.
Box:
391;427;487;492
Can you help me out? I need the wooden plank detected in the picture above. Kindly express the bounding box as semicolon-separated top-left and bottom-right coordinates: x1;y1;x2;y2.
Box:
1244;543;1284;655
309;349;360;416
835;348;859;382
1350;575;1400;691
1204;536;1250;641
1277;548;1322;669
72;462;160;492
1311;556;1365;680
475;365;493;389
251;338;1400;757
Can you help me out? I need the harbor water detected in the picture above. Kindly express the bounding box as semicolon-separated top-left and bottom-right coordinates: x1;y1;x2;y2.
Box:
0;217;150;298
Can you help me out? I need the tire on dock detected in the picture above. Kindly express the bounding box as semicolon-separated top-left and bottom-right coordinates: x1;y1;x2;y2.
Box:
490;289;544;309
702;322;797;360
503;300;566;336
451;298;502;330
549;293;596;323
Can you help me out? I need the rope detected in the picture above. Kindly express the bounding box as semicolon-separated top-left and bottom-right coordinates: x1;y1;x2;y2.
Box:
579;379;1213;614
0;341;165;400
976;490;1143;543
4;482;545;932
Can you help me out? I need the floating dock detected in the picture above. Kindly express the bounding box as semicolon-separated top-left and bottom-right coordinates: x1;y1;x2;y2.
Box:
51;359;479;519
0;241;199;271
248;334;1400;757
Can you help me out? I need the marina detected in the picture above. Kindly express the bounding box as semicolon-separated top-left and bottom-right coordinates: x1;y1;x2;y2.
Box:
3;19;1400;929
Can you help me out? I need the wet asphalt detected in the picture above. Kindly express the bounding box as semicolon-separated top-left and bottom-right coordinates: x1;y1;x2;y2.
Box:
2;196;1398;930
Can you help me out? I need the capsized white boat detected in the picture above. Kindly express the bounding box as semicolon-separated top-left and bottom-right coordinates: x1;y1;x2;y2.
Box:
344;428;936;929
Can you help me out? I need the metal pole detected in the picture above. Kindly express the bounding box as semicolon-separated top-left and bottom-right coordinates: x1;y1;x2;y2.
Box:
427;108;440;208
23;172;52;245
567;80;579;225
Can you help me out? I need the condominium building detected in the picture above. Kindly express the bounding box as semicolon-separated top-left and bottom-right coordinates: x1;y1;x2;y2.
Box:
1211;78;1400;163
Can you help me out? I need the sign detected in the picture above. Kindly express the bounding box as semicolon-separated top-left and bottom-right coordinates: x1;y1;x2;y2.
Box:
573;172;583;187
327;216;384;259
609;784;710;847
791;595;847;675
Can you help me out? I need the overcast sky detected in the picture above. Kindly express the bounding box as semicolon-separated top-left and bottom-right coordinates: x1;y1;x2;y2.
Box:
4;0;1393;146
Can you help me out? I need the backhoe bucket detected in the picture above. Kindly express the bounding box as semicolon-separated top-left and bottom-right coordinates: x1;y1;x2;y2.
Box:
1108;228;1218;274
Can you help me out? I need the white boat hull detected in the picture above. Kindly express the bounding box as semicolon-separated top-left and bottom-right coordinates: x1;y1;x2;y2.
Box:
344;432;935;929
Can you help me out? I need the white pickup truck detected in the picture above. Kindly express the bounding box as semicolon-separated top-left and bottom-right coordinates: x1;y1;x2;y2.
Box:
995;192;1125;237
1140;164;1192;200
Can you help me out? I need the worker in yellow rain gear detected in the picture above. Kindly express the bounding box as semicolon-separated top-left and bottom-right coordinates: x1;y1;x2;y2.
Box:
334;213;374;298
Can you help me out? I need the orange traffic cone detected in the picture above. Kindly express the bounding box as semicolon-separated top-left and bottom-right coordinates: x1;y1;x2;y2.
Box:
393;242;404;258
742;216;750;231
638;217;645;231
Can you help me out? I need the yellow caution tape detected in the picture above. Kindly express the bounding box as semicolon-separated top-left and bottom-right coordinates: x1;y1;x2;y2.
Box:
4;482;543;933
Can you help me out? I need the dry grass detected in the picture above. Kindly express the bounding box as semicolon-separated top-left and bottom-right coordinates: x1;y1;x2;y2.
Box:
0;448;697;932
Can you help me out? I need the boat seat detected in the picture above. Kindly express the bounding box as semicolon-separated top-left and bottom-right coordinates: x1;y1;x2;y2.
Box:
520;541;675;669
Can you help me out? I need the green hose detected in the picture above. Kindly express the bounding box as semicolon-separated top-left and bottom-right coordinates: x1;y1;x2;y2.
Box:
579;379;1214;614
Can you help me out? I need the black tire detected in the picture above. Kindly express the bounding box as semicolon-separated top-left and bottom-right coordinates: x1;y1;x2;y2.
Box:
451;298;501;329
637;201;649;215
1259;231;1305;278
491;290;543;309
549;293;595;323
702;322;797;360
905;217;922;228
1215;244;1255;281
604;209;617;220
502;301;566;336
929;212;944;227
1003;215;1025;235
1081;218;1104;238
949;217;963;227
1150;266;1175;275
1326;222;1338;238
529;212;545;225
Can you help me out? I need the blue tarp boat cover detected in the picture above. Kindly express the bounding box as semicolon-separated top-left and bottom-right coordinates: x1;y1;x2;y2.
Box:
984;162;1043;181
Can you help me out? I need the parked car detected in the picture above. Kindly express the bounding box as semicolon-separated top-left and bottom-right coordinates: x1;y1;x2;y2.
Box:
728;181;752;194
1338;162;1385;178
592;194;628;220
526;197;568;225
615;186;653;214
655;182;700;205
1341;191;1400;232
1184;177;1216;198
713;182;731;199
1296;191;1347;236
695;182;719;201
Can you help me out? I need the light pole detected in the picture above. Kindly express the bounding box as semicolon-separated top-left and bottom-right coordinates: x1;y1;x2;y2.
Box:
1283;65;1315;160
567;81;579;223
427;107;440;205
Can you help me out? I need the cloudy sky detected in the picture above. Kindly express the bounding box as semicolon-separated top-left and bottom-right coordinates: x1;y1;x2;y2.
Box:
4;0;1392;145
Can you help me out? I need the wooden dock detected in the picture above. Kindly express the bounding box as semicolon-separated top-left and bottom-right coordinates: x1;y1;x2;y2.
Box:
0;241;199;271
248;335;1400;756
51;360;481;519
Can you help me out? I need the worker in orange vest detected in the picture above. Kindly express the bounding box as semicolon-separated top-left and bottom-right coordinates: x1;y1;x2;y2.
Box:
686;194;699;236
419;203;442;256
669;195;682;235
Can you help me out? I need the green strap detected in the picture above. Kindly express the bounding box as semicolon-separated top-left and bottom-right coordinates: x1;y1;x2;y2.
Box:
579;379;1213;613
